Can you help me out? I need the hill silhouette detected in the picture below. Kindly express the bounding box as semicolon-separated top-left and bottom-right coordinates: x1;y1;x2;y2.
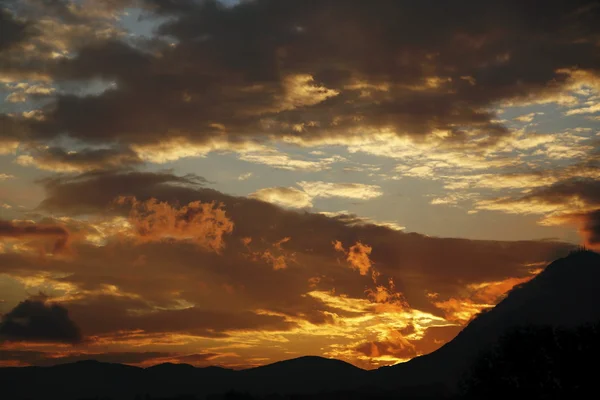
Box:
239;356;366;394
371;250;600;392
0;355;370;399
1;250;598;399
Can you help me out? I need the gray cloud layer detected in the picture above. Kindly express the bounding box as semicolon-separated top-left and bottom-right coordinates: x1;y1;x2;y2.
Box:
1;0;599;171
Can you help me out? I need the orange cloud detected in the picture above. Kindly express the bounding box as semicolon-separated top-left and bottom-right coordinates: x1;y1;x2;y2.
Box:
333;240;345;253
366;278;407;308
334;240;373;276
260;250;288;271
433;275;536;322
116;197;234;253
354;329;417;361
433;298;491;323
469;276;533;304
241;237;253;247
243;236;295;270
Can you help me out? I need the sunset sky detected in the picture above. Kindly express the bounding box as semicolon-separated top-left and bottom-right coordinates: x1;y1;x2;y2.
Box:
0;0;599;369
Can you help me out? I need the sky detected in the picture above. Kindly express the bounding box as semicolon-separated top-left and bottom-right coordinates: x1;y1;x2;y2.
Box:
0;0;598;369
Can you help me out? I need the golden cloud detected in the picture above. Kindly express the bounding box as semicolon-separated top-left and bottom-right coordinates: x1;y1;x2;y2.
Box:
116;197;234;253
249;187;313;209
334;240;374;276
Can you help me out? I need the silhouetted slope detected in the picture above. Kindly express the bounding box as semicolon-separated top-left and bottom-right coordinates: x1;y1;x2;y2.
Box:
462;322;600;399
373;250;600;391
0;360;146;400
146;363;238;397
238;356;368;394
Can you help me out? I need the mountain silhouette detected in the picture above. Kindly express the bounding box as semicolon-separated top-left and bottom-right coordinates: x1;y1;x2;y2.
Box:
238;356;366;394
0;355;369;399
1;250;598;399
371;250;600;392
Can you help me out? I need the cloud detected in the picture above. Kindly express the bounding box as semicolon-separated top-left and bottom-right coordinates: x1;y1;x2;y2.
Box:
442;164;600;192
476;177;600;216
16;146;142;172
0;0;128;85
297;181;383;200
319;211;405;231
430;192;479;206
33;170;572;289
0;299;82;344
0;219;70;253
279;74;340;110
242;237;295;270
64;296;298;339
0;169;572;368
4;82;55;103
249;181;382;209
432;275;535;323
249;187;312;209
238;149;345;171
116;196;234;253
543;210;600;250
2;0;598;170
514;112;544;122
354;331;417;361
474;177;600;247
334;240;374;276
0;8;30;52
565;102;600;115
39;170;209;214
0;173;15;180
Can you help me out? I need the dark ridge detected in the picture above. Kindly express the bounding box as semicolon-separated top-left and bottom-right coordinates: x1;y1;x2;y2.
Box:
371;250;600;392
244;355;361;372
147;362;197;370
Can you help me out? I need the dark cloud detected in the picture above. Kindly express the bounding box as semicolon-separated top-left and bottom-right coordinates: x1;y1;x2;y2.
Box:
483;178;600;247
39;170;209;214
0;299;82;344
552;209;600;248
0;219;69;253
17;146;142;172
521;178;600;206
0;115;28;148
0;7;29;52
34;170;571;314
1;0;597;161
0;0;135;90
63;295;296;337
